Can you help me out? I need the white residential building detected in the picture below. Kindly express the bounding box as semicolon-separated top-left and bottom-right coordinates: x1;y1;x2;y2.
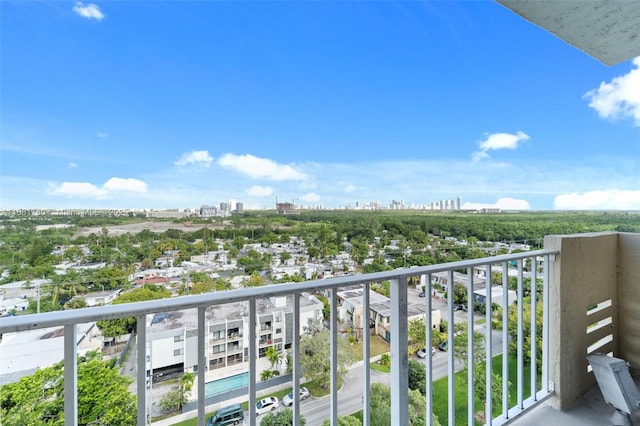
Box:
145;293;324;380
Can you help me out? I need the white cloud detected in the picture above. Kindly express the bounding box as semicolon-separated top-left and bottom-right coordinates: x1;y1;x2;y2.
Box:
246;185;273;197
344;184;356;193
96;131;108;138
300;192;320;202
51;182;107;199
72;2;105;21
103;177;147;192
174;150;213;168
50;177;148;199
554;189;640;210
68;163;79;169
472;131;530;161
463;198;531;211
584;58;640;126
218;153;307;181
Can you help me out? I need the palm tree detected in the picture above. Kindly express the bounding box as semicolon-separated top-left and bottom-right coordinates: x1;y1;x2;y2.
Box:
181;372;195;393
265;346;282;371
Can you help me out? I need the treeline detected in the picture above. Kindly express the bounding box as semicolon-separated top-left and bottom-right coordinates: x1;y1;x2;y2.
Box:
279;210;640;244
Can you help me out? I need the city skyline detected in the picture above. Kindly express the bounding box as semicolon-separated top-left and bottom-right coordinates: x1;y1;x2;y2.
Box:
2;1;640;211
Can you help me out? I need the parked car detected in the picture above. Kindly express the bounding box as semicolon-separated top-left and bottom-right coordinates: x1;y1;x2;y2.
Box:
418;292;425;297
453;304;467;312
417;347;436;358
256;397;279;415
438;340;449;351
282;387;310;406
206;404;244;426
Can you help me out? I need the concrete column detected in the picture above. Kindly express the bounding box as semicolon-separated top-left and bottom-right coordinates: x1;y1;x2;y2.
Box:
616;233;640;375
544;232;618;409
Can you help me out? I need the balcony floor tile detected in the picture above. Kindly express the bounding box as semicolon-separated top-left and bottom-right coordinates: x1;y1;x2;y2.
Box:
511;377;640;426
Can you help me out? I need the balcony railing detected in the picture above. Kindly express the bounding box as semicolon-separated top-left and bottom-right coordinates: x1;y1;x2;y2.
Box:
0;249;557;426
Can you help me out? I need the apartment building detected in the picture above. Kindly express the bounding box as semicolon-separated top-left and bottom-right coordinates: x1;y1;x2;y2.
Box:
146;292;324;380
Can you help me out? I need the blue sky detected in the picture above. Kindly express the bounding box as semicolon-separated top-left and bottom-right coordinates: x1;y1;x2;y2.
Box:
2;1;639;211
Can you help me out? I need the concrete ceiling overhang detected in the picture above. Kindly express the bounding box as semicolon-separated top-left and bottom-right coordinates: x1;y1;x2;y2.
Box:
496;0;640;66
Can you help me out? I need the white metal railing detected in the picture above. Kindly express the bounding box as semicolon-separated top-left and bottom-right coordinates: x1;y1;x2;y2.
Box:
0;249;557;426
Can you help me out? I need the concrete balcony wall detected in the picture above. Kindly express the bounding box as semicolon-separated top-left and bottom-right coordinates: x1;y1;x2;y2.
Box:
545;232;618;409
617;233;640;374
545;231;640;410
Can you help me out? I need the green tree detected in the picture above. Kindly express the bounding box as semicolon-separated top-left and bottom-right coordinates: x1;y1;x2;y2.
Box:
246;271;264;287
408;318;427;350
368;382;440;426
181;371;195;393
299;329;355;389
261;408;306;426
260;369;275;381
265;346;282;371
322;416;361;426
279;251;292;262
506;300;543;370
159;389;187;414
379;353;391;368
96;285;171;337
64;297;88;309
408;359;427;395
0;351;135;425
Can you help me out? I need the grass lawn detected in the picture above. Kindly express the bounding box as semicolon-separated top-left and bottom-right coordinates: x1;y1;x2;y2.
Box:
432;353;535;426
370;362;390;373
349;335;390;361
305;375;343;397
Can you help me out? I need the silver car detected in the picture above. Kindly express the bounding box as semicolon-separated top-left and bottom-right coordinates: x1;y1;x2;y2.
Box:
282;387;310;406
256;397;279;415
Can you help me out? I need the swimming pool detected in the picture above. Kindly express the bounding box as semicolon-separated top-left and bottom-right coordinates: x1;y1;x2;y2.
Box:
204;372;248;397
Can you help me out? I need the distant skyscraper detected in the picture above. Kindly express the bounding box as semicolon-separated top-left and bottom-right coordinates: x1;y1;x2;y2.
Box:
456;197;461;210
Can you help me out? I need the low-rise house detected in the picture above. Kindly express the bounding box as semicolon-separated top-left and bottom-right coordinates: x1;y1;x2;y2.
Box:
337;288;441;342
229;275;249;289
473;286;517;309
0;279;50;299
82;289;122;307
0;322;102;384
0;296;29;315
70;262;106;271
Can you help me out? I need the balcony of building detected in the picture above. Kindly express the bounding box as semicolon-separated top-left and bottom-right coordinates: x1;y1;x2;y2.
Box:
1;231;640;426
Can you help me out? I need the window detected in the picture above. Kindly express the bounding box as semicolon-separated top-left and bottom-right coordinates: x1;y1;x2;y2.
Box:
174;335;184;342
276;328;282;334
174;348;184;356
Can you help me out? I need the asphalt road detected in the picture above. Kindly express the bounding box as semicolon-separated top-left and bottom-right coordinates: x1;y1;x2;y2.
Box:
246;287;508;425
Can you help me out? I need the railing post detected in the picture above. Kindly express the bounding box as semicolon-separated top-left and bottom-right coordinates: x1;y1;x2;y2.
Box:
447;270;455;426
426;274;434;426
485;264;493;425
517;259;524;408
197;307;206;426
531;262;538;402
249;298;256;418
467;268;475;426
502;262;510;419
330;288;338;425
391;277;408;426
293;293;301;426
363;282;371;426
137;315;147;426
64;324;78;426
